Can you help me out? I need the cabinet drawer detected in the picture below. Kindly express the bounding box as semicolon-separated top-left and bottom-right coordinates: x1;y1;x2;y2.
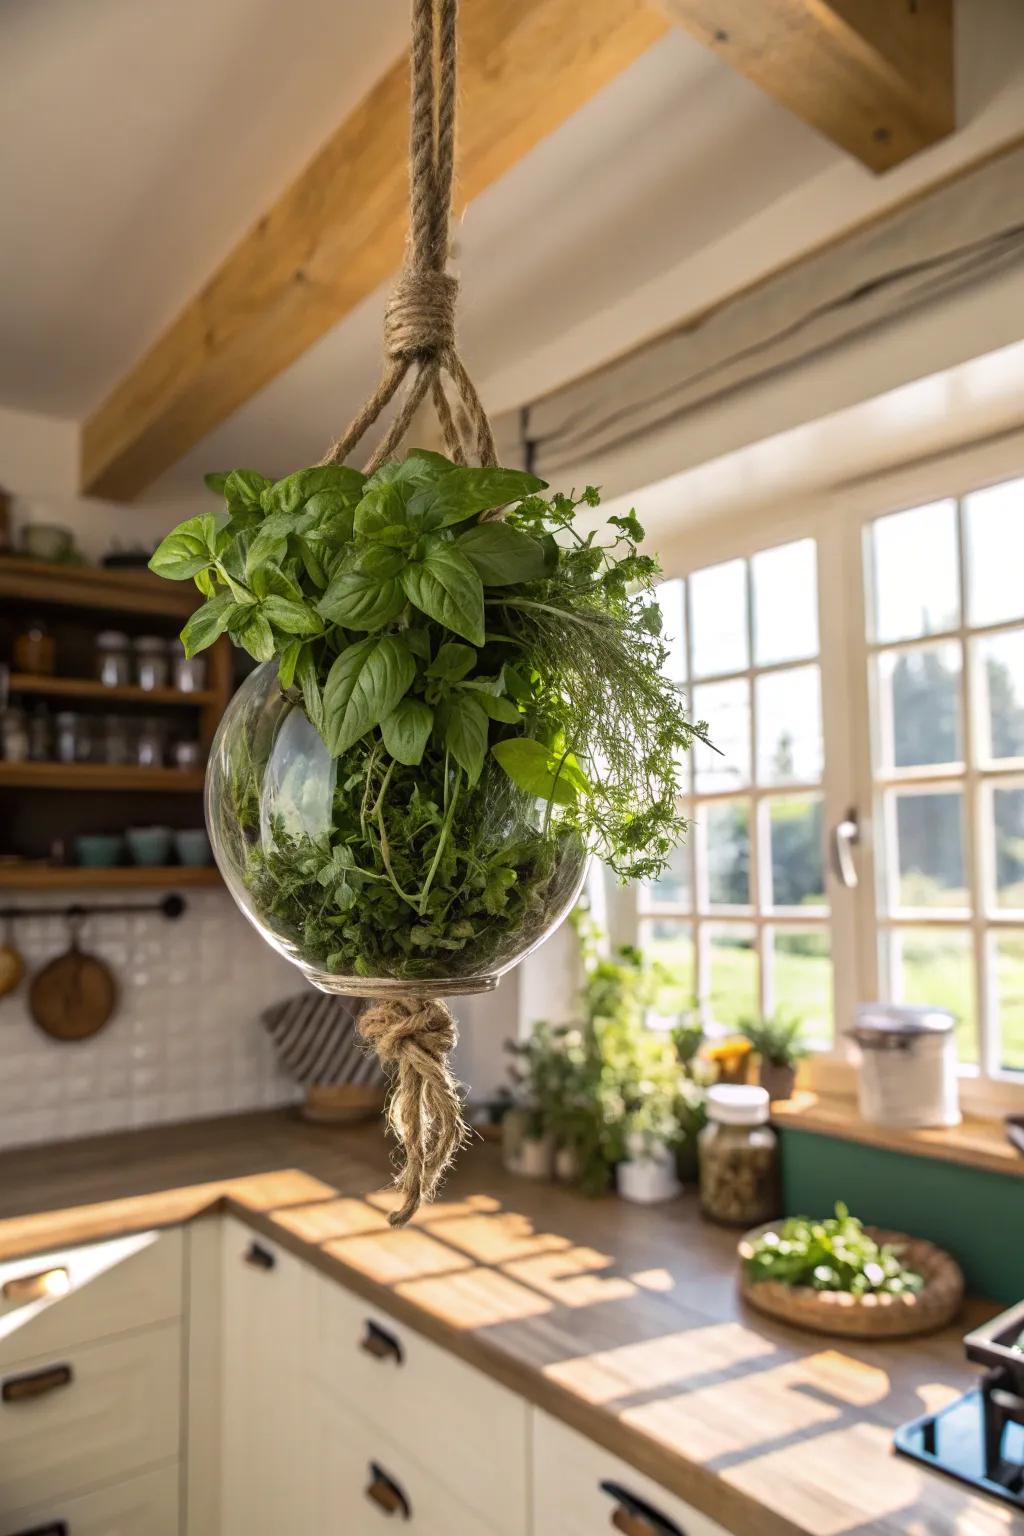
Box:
311;1268;528;1536
0;1322;180;1515
313;1379;499;1536
532;1410;732;1536
0;1229;182;1367
0;1461;178;1536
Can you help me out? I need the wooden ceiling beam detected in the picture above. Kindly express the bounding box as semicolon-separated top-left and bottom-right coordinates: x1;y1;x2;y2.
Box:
660;0;954;173
80;0;669;501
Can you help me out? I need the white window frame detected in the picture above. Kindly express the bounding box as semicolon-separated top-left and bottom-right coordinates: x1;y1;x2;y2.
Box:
624;429;1024;1115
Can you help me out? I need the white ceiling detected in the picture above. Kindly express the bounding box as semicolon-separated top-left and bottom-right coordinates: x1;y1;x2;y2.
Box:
2;0;1022;502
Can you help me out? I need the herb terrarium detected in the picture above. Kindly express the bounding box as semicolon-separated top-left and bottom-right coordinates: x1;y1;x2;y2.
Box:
153;459;699;997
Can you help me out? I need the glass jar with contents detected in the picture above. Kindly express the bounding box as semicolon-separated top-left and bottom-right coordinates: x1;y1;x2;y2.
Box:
136;717;164;767
95;631;132;688
28;703;53;762
55;711;94;765
13;619;55;676
1;706;29;762
170;639;207;693
698;1085;780;1227
134;636;170;692
103;714;134;766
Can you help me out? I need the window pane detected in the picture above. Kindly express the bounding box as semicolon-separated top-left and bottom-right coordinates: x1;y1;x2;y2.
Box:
705;801;750;908
889;789;966;910
869;501;959;643
883;927;976;1065
690;559;747;678
658;579;687;685
976;630;1024;762
993;933;1024;1071
641;919;694;1013
768;796;825;909
693;678;750;793
992;786;1024;911
965;477;1024;628
769;929;831;1037
707;927;757;1031
640;839;691;912
752;539;819;667
756;665;823;785
876;642;961;770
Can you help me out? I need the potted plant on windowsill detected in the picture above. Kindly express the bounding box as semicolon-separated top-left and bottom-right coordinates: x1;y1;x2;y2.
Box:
739;1011;807;1101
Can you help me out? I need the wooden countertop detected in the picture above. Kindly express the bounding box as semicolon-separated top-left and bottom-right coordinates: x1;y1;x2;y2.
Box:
0;1111;1017;1536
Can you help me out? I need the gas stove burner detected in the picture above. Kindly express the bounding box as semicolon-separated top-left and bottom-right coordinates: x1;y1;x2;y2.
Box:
895;1297;1024;1509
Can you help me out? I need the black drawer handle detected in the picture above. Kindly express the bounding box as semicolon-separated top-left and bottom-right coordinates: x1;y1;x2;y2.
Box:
244;1241;276;1271
600;1480;687;1536
361;1319;404;1365
366;1461;411;1519
2;1266;70;1304
2;1363;73;1404
6;1524;68;1535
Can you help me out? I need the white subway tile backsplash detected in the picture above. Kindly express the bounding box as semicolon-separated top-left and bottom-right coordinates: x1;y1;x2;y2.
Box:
0;888;302;1150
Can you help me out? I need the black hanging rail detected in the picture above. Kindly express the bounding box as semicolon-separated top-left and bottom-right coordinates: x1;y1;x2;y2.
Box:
0;893;187;924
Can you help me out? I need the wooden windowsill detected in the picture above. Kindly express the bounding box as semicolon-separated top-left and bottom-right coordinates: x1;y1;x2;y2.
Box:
772;1091;1024;1180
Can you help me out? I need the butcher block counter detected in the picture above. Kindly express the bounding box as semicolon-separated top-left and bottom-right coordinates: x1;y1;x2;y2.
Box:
0;1111;1017;1536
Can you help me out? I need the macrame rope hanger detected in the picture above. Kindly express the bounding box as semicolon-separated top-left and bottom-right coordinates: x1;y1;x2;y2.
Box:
324;0;499;1229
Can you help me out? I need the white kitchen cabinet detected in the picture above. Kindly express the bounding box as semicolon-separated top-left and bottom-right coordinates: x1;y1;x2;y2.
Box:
310;1265;529;1536
0;1461;179;1536
532;1410;732;1536
311;1375;501;1536
219;1216;316;1535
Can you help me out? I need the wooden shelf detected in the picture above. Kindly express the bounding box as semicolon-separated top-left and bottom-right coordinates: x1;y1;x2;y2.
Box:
0;864;221;891
0;555;198;620
0;762;206;793
6;673;217;708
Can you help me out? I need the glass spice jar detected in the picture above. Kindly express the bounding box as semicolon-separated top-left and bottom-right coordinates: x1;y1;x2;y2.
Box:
169;639;206;693
698;1084;780;1227
95;631;132;688
13;618;55;676
1;705;29;763
55;711;93;764
134;635;170;692
136;717;165;767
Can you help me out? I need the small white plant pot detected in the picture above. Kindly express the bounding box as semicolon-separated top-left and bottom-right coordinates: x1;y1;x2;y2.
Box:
616;1157;681;1205
518;1134;555;1180
553;1144;580;1183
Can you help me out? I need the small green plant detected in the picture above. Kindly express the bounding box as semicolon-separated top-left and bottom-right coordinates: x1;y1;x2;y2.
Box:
745;1203;924;1296
739;1010;807;1068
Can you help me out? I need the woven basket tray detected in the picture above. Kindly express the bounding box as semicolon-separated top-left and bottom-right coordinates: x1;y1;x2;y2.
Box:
737;1224;964;1339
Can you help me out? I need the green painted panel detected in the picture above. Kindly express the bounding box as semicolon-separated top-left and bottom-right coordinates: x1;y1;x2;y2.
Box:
778;1127;1024;1304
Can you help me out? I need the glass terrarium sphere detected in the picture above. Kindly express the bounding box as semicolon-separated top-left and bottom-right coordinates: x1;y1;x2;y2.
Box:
206;663;589;996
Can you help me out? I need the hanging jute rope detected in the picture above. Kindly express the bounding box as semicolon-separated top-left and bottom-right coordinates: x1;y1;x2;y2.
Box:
332;0;496;1226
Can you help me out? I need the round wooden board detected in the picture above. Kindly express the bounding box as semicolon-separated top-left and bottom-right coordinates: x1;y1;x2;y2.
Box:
29;949;118;1041
738;1223;964;1339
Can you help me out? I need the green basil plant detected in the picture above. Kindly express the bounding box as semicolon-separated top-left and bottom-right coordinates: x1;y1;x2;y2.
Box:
150;452;705;983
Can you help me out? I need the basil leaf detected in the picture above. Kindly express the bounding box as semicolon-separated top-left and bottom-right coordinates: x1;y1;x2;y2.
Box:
237;611;276;663
475;692;521;724
353;482;415;546
297;535;328;590
322;634;415;757
401;544;485;646
262;465;365;518
204;471;229;495
404;627;432;661
261;594;323;637
491;737;580;805
278;639;304;690
223;469;270;509
381;698;433;766
180;594;237;658
425;642;476;683
456;523;547;586
317;546;407;631
442;693;489;785
296;647;324;732
410;466;545;528
194;567;218;599
365;449;453;492
149;514;222;580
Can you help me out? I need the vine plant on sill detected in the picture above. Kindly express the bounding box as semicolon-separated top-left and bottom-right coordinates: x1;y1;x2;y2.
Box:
149;452;707;982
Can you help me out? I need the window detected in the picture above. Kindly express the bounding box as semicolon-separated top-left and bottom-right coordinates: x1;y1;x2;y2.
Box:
864;485;1024;1078
638;539;832;1040
625;459;1024;1108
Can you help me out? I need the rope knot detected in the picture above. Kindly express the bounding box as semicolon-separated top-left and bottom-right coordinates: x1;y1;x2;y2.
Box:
384;267;458;361
358;995;468;1227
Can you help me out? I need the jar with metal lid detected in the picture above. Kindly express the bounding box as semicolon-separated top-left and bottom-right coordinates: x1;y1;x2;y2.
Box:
55;711;93;764
95;631;131;688
850;1004;959;1128
136;717;164;767
1;706;29;763
134;635;170;692
698;1084;780;1227
170;639;207;693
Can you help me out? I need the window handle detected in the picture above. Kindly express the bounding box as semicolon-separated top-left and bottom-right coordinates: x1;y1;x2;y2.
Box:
831;810;860;889
600;1480;686;1536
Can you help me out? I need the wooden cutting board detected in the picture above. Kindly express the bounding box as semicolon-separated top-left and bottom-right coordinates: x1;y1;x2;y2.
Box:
29;946;117;1041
